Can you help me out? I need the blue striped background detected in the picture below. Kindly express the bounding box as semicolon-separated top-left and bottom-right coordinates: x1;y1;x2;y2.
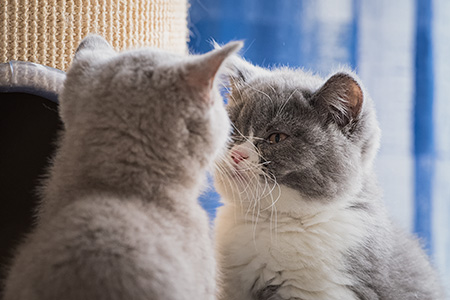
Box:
413;0;435;254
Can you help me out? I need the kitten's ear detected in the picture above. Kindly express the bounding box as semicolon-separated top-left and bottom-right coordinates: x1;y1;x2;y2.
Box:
220;53;261;90
213;44;266;104
74;34;115;60
185;41;243;103
224;55;258;85
313;72;363;128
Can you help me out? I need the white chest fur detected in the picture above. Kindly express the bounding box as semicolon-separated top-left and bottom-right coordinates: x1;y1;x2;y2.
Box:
215;188;369;300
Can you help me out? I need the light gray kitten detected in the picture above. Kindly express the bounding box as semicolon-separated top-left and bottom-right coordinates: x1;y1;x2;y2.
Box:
214;56;445;300
3;35;242;300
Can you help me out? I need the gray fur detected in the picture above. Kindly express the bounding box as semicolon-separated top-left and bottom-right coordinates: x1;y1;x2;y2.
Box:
3;35;242;300
214;56;445;299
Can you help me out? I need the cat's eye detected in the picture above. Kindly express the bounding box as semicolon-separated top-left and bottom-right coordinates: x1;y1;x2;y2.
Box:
267;132;288;144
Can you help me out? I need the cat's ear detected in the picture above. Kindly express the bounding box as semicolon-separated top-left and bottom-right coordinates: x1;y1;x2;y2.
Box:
74;34;115;61
223;55;262;92
226;56;259;85
213;42;261;86
185;41;243;104
213;44;267;104
313;72;363;128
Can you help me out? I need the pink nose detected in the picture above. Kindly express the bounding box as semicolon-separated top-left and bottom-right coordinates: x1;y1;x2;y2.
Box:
231;149;249;164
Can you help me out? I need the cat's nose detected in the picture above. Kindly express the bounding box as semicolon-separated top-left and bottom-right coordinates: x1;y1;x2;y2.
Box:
231;148;249;164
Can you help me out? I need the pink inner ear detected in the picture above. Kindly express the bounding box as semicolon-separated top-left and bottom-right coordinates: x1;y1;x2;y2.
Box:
314;73;364;127
325;73;363;119
346;78;363;117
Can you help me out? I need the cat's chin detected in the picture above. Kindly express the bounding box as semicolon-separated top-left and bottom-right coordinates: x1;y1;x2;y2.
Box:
214;158;253;187
231;167;252;181
216;179;358;220
214;172;247;199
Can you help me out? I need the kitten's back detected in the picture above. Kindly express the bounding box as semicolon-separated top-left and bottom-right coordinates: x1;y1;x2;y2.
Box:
5;197;212;300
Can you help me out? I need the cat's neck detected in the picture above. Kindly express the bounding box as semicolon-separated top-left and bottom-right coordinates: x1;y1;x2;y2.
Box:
225;173;381;222
40;127;206;219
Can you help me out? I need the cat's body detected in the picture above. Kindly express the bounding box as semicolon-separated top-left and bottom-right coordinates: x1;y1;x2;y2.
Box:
3;35;242;300
214;58;444;299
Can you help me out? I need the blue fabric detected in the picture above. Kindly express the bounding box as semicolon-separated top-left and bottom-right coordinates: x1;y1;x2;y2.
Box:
413;0;435;254
189;0;358;73
189;0;450;290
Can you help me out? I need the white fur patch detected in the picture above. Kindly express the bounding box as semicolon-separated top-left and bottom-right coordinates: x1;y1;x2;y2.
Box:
215;184;370;300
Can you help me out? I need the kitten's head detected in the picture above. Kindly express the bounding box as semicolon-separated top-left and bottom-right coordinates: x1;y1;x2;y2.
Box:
215;56;380;215
60;35;242;180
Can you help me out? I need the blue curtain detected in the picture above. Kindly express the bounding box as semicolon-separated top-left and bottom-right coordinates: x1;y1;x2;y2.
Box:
189;0;450;291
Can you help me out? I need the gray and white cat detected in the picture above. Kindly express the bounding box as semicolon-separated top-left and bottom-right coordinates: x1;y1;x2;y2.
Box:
3;35;242;300
214;56;445;299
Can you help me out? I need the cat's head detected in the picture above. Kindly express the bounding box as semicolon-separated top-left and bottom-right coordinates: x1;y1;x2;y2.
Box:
215;56;381;215
60;35;242;178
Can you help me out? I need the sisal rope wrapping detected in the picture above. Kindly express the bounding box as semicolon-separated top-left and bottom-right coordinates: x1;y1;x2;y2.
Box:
0;0;188;71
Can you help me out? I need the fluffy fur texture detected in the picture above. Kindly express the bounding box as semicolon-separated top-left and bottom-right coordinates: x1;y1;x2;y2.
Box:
3;35;242;300
214;56;445;300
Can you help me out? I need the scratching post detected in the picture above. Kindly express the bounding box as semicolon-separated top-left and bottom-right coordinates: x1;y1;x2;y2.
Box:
0;0;188;70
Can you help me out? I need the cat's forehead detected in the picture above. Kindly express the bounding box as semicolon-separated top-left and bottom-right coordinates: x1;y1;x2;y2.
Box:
227;69;327;135
233;69;322;110
252;69;322;93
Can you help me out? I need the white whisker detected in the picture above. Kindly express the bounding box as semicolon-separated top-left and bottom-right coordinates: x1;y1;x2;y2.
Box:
240;80;275;106
214;122;282;245
277;89;298;117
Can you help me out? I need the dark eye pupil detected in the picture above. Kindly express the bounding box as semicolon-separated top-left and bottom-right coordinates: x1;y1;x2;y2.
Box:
275;134;280;143
267;132;287;144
